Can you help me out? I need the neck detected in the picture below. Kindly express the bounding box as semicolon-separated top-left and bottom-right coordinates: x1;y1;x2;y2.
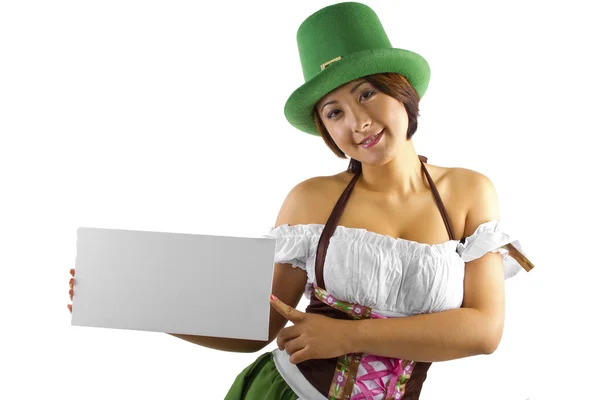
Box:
357;142;426;198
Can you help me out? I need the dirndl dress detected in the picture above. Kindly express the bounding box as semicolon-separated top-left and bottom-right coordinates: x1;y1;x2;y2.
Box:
224;156;534;399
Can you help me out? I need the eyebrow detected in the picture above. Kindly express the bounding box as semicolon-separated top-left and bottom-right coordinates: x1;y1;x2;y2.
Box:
319;80;369;113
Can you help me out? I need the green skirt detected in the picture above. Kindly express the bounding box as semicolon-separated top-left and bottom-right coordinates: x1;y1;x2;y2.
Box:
224;351;299;400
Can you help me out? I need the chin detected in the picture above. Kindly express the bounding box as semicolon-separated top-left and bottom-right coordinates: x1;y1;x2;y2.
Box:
356;156;392;168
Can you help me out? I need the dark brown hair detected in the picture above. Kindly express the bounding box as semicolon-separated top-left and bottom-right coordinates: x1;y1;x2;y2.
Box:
312;73;421;174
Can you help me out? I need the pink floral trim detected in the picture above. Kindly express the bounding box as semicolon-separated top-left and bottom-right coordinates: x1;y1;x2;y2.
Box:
313;283;381;319
316;283;416;399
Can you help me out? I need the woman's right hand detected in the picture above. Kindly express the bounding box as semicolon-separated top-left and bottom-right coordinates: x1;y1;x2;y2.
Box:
67;268;75;313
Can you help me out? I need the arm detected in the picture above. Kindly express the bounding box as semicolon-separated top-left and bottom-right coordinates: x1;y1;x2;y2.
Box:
168;179;315;353
347;171;505;362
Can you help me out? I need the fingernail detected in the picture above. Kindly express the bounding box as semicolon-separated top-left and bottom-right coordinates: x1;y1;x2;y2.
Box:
270;294;278;301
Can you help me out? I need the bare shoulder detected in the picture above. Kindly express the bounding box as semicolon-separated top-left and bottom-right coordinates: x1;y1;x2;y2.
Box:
416;163;488;199
446;166;496;192
419;163;498;238
274;173;346;227
446;166;500;236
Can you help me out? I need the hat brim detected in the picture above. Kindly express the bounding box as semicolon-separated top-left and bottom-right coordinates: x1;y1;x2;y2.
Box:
284;47;430;136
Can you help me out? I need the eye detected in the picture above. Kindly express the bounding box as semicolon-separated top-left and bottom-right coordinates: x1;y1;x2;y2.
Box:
326;109;341;119
361;90;376;100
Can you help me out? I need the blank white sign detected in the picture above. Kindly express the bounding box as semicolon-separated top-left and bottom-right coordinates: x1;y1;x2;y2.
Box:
71;227;276;341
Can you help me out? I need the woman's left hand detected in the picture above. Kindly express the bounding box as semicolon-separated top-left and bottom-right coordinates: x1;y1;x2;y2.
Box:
269;294;351;364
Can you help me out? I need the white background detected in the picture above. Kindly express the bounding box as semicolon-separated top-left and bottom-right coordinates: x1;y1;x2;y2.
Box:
1;1;598;399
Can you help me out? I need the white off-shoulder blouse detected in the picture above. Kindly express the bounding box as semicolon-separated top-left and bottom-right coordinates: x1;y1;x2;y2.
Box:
263;220;527;400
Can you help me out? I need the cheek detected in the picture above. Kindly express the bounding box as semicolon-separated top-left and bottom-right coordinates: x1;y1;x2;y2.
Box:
391;113;406;129
324;124;347;144
329;132;347;149
384;104;409;131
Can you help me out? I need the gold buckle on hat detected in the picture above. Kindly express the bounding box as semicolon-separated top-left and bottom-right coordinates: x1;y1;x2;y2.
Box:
320;56;342;71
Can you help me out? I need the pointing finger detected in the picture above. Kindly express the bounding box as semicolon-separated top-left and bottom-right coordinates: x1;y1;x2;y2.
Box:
269;294;304;322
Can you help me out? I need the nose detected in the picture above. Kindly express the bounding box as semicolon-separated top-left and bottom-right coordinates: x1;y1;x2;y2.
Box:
348;104;371;133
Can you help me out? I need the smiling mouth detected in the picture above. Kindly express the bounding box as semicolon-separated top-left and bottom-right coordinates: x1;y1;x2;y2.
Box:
359;129;384;145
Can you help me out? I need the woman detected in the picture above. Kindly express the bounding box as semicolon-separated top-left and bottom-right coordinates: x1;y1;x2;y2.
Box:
68;2;534;399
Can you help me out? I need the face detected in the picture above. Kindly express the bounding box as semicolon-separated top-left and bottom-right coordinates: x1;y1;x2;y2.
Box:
316;78;409;166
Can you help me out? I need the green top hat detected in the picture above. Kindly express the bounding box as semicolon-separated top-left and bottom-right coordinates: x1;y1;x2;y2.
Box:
284;2;431;136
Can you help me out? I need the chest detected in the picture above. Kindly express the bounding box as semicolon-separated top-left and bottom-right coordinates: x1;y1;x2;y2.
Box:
317;169;468;245
338;197;459;243
330;182;468;245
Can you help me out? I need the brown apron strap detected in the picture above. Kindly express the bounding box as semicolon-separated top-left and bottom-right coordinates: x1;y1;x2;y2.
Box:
314;172;361;289
315;155;455;290
419;157;456;241
302;155;449;398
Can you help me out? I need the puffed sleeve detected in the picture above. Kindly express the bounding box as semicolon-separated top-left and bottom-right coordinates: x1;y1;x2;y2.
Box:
456;220;534;279
262;224;318;271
